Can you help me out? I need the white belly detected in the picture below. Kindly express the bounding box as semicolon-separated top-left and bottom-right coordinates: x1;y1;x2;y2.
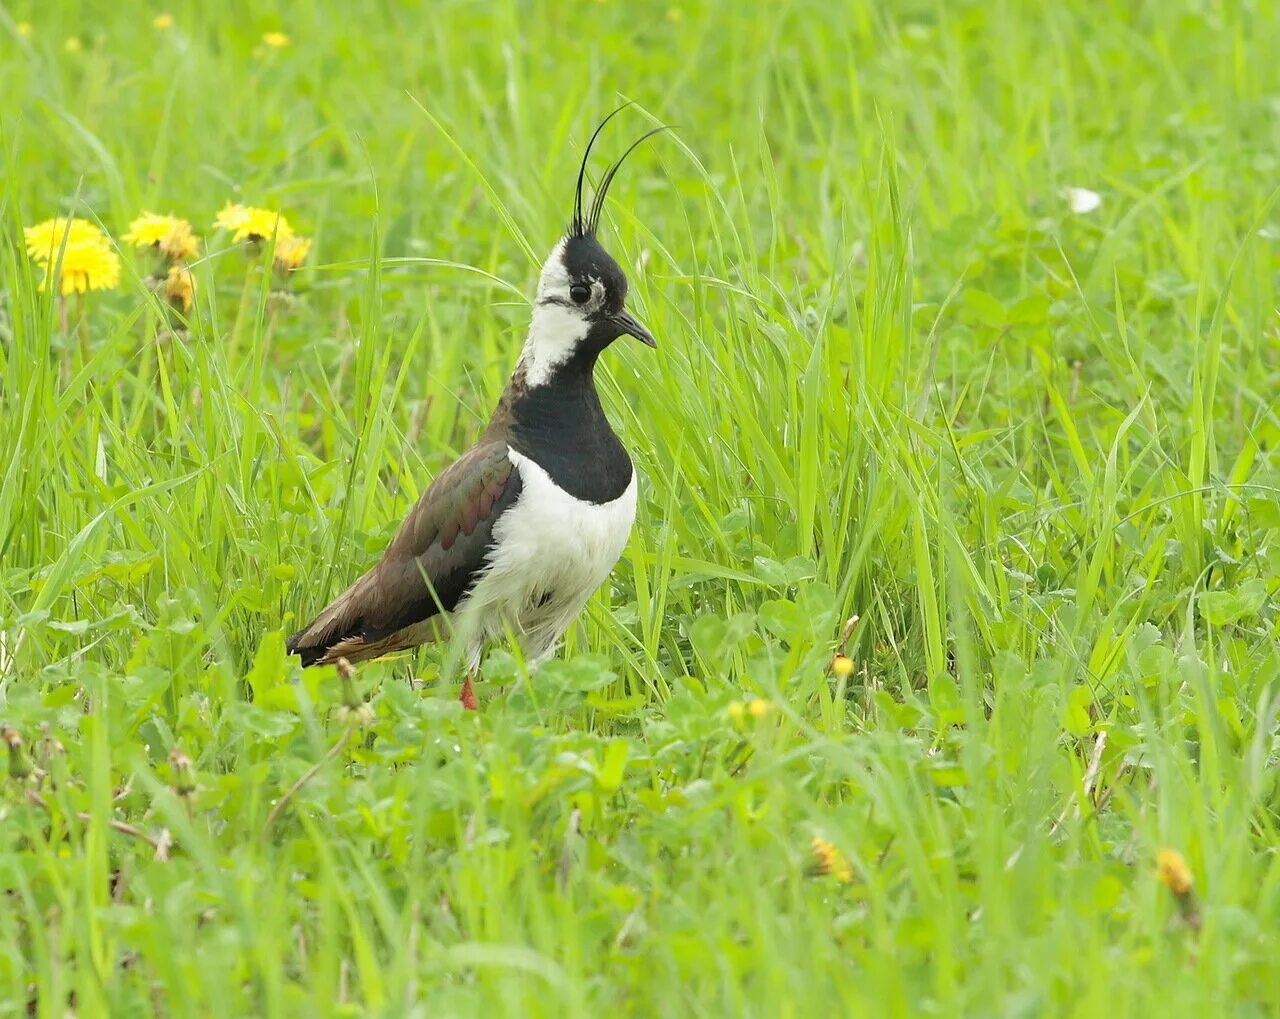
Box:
457;447;636;668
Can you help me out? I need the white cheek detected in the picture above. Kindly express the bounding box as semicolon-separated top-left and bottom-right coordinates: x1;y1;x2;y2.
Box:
521;303;590;386
536;239;570;297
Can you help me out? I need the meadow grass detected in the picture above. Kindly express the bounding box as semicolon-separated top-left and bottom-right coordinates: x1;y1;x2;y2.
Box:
2;0;1280;1014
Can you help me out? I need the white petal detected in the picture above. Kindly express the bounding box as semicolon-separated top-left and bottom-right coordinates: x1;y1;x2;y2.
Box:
1063;187;1102;214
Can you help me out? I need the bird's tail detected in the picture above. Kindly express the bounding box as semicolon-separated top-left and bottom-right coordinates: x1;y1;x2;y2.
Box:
285;572;376;667
286;569;449;667
283;628;338;667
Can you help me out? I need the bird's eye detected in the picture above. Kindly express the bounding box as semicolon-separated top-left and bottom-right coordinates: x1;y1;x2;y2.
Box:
569;283;591;304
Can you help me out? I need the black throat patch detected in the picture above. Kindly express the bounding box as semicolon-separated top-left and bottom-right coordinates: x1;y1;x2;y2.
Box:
506;348;633;505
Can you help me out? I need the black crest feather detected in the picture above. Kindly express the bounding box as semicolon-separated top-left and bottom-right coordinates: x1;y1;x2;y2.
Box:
587;126;670;234
572;102;633;237
571;105;669;237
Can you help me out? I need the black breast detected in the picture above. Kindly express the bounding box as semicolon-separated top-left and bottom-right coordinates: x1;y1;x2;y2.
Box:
507;360;633;505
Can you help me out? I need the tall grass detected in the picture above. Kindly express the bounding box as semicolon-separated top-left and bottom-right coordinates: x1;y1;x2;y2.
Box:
1;0;1279;1014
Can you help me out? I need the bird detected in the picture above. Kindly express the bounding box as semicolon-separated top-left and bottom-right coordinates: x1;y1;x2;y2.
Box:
285;108;664;710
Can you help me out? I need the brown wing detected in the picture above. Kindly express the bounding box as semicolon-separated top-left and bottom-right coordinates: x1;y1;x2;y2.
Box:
286;440;522;666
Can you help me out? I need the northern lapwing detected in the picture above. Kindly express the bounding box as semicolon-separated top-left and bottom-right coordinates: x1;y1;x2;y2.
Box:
286;108;663;709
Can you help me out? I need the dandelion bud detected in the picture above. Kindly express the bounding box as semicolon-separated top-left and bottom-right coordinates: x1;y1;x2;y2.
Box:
336;703;375;729
1157;848;1193;898
810;836;854;883
334;657;370;724
273;234;311;273
1156;847;1200;933
164;265;195;313
169;747;197;798
2;725;35;782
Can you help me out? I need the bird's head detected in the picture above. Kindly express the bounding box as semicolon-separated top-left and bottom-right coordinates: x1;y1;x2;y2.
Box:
521;109;664;386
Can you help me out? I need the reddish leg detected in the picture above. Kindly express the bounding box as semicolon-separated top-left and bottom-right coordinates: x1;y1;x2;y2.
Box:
459;673;478;711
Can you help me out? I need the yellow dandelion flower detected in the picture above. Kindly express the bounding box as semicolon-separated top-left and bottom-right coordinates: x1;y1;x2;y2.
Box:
24;218;119;294
1157;848;1193;897
747;698;770;718
262;31;289;48
273;233;311;271
810;837;854;883
239;207;291;241
124;212;200;262
64;36;82;52
831;654;855;678
214;203;292;243
17;21;33;37
39;240;121;295
162;229;200;261
164;264;195;313
213;202;249;232
153;13;174;29
24;217;105;262
727;701;746;722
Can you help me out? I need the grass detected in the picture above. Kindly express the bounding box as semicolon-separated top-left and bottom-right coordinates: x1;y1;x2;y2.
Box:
2;0;1279;1014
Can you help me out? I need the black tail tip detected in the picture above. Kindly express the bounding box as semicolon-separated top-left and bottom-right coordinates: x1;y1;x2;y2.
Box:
285;629;326;668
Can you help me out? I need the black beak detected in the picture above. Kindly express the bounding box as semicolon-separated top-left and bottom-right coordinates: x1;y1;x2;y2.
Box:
612;308;658;348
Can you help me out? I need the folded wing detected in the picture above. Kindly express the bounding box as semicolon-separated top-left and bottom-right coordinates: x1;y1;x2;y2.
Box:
285;440;523;666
